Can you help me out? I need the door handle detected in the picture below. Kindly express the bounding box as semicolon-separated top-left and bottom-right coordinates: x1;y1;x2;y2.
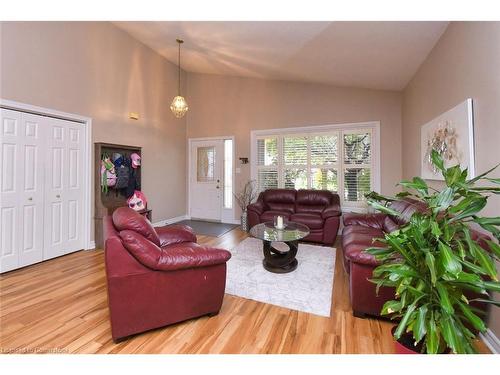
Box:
56;194;61;198
216;185;220;189
28;197;33;201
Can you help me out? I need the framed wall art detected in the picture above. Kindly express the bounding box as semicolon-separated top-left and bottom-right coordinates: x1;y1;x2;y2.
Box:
420;98;475;180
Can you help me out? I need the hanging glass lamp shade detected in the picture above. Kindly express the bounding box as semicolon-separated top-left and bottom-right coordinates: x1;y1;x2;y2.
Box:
171;38;189;119
170;95;189;118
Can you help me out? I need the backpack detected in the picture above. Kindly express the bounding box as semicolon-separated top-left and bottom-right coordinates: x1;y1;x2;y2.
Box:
115;164;130;189
101;155;116;193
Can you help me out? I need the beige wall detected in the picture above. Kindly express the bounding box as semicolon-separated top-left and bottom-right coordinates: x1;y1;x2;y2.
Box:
402;21;500;340
186;73;403;216
0;21;188;239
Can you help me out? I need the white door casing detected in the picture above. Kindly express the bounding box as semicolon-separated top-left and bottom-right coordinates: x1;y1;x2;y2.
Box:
189;139;224;221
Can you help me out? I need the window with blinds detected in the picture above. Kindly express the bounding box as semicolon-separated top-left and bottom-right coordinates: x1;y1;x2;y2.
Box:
254;127;375;207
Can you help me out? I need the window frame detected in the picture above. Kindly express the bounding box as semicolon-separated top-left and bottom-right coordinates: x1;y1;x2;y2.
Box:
251;122;380;212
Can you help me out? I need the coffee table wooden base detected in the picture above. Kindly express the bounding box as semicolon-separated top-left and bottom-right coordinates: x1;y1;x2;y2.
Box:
262;240;299;274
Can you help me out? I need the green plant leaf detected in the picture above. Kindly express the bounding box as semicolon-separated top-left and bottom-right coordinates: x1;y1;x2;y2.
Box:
425;251;437;285
413;305;428;343
445;165;462;186
438;241;462;276
460;259;488;276
449;197;487;222
381;300;403;315
485;177;500;184
394;303;417;340
433;187;455;211
457;301;486;332
425;311;439;354
469;298;500;307
474;217;500;226
440;314;462;353
472;243;498;281
486;240;500;259
430;221;442;237
430;149;445;174
467;163;500;184
483;281;500;292
436;282;454;314
366;200;401;217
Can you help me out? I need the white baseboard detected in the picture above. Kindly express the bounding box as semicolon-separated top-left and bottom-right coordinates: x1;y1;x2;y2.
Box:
224;219;241;225
152;214;190;227
480;328;500;354
86;241;96;250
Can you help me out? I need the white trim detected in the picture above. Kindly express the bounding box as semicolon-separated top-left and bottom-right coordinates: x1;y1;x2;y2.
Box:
152;214;190;227
187;135;236;222
0;98;93;251
250;121;381;209
466;98;476;178
480;329;500;354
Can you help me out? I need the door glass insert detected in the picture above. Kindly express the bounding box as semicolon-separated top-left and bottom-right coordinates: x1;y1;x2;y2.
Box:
197;146;215;182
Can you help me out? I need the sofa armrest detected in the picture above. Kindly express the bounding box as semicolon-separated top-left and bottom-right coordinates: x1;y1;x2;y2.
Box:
156;224;197;247
156;246;232;271
343;212;386;229
119;230;231;271
247;200;266;215
322;203;342;219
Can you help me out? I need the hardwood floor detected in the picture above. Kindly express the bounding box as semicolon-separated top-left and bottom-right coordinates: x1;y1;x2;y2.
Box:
0;228;490;354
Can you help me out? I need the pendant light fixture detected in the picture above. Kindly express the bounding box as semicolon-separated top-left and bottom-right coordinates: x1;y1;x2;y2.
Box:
170;38;189;118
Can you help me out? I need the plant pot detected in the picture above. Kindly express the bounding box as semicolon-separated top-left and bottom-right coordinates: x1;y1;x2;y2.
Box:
392;327;421;354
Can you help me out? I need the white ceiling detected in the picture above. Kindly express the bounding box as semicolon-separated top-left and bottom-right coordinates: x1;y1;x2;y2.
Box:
113;21;449;91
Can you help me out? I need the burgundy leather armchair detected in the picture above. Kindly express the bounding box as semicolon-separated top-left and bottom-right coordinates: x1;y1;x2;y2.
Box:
247;189;342;245
103;207;232;342
342;198;490;319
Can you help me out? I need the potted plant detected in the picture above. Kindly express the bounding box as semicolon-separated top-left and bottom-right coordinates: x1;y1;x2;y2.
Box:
234;180;258;232
365;150;500;354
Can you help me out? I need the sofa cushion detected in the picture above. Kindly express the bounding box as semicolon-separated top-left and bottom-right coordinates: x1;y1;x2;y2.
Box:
342;225;385;238
290;213;324;230
388;198;428;226
156;224;197;247
112;207;160;246
342;230;385;248
295;189;332;215
263;189;296;213
343;241;385;267
119;230;231;271
383;216;399;233
260;210;292;222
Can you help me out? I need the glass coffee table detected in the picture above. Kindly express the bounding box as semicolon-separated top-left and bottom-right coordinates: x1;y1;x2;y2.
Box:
249;221;310;273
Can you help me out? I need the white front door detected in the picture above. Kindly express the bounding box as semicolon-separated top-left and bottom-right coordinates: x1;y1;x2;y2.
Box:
44;117;85;260
190;140;224;221
1;109;45;272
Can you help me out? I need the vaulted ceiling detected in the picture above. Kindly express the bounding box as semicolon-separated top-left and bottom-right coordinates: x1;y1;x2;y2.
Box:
114;21;449;91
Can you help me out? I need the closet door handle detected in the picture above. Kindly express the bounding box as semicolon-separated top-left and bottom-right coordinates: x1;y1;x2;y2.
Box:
28;197;33;201
56;194;61;198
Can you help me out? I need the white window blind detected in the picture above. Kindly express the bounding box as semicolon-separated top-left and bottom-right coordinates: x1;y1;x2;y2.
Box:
254;127;375;207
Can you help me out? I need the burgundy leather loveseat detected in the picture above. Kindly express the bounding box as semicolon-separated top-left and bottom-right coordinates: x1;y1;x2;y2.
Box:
342;198;490;319
103;207;232;341
247;189;342;245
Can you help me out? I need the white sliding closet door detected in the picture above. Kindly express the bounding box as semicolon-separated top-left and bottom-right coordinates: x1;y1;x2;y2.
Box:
1;108;86;272
44;117;85;260
1;109;45;272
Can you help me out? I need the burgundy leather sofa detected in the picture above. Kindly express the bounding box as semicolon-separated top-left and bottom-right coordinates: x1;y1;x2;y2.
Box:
103;207;232;342
247;189;342;245
342;198;490;319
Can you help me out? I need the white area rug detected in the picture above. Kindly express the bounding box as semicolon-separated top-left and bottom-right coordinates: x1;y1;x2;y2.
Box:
226;237;336;317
